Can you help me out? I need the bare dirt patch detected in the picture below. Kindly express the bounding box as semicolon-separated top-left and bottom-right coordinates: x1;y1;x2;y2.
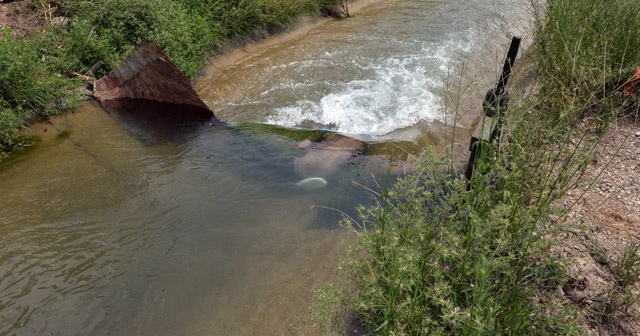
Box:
555;118;640;335
0;0;47;38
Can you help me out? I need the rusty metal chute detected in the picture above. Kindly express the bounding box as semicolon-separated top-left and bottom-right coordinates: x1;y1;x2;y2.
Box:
94;40;215;123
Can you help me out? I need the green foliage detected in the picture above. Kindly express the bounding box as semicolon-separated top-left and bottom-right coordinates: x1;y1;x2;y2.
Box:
179;0;343;39
51;0;346;78
533;0;640;125
613;242;640;288
326;140;588;335
0;106;29;156
332;145;588;335
0;29;76;157
315;82;603;333
0;30;68;116
53;0;219;78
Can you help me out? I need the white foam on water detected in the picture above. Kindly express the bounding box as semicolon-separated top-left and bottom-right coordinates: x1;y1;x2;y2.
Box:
267;56;438;136
266;32;476;137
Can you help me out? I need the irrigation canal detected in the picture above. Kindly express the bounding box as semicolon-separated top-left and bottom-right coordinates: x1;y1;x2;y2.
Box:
1;0;530;334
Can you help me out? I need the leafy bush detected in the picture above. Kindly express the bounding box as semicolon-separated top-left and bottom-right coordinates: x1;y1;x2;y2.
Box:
0;105;26;156
54;0;219;78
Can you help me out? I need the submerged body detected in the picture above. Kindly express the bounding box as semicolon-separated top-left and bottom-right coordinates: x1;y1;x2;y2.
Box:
294;133;367;178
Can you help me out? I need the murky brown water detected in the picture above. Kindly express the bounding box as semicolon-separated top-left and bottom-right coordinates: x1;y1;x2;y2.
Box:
1;103;370;335
0;0;532;335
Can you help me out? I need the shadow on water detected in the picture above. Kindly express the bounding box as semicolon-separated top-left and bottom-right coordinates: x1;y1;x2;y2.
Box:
100;99;220;146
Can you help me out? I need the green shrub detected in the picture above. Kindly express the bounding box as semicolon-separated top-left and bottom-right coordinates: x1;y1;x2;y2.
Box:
317;73;604;332
53;0;345;78
54;0;219;78
0;105;26;156
327;143;586;334
0;30;68;115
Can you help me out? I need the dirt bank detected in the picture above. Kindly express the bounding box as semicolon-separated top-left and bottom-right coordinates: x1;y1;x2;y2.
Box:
554;119;640;335
0;0;45;37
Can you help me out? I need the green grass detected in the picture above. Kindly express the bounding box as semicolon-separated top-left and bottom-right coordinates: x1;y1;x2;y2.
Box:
45;0;219;78
317;137;589;334
533;0;640;126
0;29;78;156
591;242;640;328
44;0;348;78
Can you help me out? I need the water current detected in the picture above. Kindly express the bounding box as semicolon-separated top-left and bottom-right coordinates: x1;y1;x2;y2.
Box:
1;0;531;334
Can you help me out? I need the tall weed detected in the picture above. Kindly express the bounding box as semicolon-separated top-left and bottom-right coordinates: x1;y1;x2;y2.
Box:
533;0;640;125
52;0;218;78
327;140;587;334
316;77;602;333
52;0;346;78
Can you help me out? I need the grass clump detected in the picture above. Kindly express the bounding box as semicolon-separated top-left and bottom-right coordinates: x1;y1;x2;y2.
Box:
533;0;640;126
318;137;588;334
35;0;219;79
0;29;78;157
591;242;640;329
